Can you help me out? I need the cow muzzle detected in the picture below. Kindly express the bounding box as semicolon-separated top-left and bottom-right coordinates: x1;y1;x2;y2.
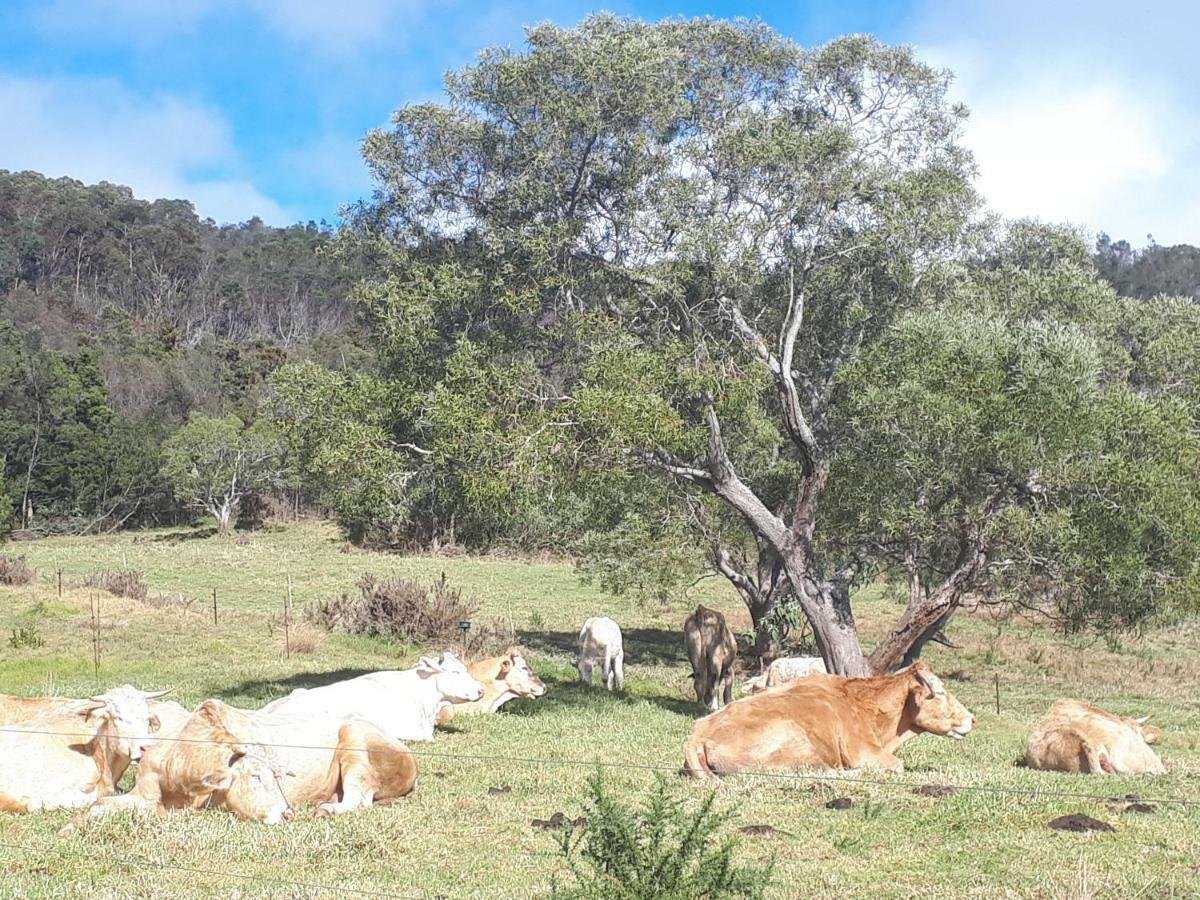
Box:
949;717;974;739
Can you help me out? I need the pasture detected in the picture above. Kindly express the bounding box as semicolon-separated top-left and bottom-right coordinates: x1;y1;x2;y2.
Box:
1;521;1198;898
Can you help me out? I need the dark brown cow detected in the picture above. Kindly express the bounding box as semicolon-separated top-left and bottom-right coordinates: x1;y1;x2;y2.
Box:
684;605;737;712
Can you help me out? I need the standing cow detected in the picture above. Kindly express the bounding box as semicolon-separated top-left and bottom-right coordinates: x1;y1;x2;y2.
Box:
684;605;736;712
575;616;624;691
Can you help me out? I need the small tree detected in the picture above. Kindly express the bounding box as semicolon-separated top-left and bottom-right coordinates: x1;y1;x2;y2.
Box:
160;413;283;533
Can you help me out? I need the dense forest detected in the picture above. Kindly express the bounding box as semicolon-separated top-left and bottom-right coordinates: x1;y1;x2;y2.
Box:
2;21;1198;669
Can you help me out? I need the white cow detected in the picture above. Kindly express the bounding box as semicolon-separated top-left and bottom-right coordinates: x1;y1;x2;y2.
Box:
260;652;483;742
0;685;168;813
742;656;827;694
575;616;624;691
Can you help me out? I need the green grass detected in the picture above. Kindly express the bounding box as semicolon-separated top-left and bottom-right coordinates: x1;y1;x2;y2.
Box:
2;521;1199;898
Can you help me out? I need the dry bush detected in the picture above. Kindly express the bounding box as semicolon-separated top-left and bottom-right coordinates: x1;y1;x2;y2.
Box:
267;615;325;655
142;591;195;612
0;554;35;586
308;573;513;655
81;569;148;601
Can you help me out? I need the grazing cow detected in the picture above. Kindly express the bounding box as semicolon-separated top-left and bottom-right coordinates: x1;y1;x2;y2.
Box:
437;650;547;724
0;685;169;812
1026;699;1166;775
741;656;828;694
575;616;624;691
96;699;416;823
260;652;483;742
683;661;973;778
684;605;736;711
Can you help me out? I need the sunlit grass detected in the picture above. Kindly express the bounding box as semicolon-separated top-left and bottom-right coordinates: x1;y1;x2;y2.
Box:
1;522;1198;898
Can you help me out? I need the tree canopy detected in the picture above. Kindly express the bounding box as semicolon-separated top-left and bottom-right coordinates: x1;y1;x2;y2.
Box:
345;15;1200;672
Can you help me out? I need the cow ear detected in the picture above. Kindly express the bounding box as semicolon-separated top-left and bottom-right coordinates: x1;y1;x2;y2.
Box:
913;666;944;697
201;771;234;791
497;659;512;677
148;714;162;732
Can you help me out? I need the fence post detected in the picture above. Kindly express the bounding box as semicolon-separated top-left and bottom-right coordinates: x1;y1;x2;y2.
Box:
994;672;1001;716
212;588;218;626
90;591;101;684
57;567;62;599
283;593;291;660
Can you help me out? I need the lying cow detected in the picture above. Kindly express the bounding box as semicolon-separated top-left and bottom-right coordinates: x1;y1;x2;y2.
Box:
0;685;168;812
96;699;416;823
575;616;624;691
1026;699;1166;775
742;656;827;694
437;650;547;724
0;693;70;725
684;605;736;711
683;661;973;777
261;652;483;742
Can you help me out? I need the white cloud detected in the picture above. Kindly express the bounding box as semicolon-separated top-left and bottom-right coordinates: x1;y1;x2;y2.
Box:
908;1;1200;244
0;74;289;224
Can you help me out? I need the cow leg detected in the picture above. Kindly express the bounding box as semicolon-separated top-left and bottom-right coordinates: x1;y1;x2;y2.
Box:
855;750;904;773
611;652;624;692
45;787;99;810
721;672;732;708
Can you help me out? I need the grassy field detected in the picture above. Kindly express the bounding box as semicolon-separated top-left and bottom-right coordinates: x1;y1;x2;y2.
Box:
1;520;1198;898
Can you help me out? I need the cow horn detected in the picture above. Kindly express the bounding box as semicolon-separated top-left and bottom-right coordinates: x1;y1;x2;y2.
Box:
1135;714;1151;725
141;689;172;699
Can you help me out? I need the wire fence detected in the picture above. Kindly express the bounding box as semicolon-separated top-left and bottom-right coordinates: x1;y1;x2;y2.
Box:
1;722;1197;807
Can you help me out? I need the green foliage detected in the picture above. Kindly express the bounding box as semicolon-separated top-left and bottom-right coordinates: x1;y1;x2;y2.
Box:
8;624;44;650
160;413;284;532
548;771;773;900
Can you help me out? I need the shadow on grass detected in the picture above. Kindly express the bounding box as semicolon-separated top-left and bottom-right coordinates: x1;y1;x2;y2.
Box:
218;668;377;705
150;527;218;543
518;627;686;666
503;673;705;721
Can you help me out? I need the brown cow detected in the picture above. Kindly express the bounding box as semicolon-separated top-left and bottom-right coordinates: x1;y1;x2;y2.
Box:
684;605;737;712
1025;699;1166;775
683;661;973;777
437;650;547;724
96;699;417;822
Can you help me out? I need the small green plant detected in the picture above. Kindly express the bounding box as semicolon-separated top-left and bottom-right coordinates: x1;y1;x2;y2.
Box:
528;610;546;632
9;624;45;649
547;771;773;899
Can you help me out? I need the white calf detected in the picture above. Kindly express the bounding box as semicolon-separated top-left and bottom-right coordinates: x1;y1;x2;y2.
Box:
575;616;624;691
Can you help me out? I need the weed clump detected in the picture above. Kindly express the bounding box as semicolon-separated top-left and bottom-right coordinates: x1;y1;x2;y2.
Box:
81;569;148;601
308;573;512;655
548;771;773;899
9;624;44;649
0;554;35;586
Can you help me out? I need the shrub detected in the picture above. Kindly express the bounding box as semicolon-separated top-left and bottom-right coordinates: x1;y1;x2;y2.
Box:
81;569;148;601
9;624;44;649
308;573;513;655
267;615;325;655
548;771;773;900
0;554;35;586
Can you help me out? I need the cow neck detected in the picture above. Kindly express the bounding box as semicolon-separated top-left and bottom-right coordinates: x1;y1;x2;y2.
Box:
84;717;128;794
856;671;920;755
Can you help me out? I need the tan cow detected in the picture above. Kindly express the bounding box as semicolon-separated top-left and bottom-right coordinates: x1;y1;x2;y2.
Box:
683;661;973;777
684;605;737;712
0;694;70;725
1026;699;1166;775
0;685;168;812
437;650;547;724
97;699;416;823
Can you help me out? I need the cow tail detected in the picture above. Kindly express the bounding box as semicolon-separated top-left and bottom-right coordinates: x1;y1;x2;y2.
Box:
683;737;714;779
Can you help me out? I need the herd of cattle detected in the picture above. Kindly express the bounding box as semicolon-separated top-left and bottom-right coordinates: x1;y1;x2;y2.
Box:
0;604;1170;824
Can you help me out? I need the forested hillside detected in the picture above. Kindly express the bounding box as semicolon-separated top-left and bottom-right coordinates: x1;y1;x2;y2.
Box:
0;169;368;534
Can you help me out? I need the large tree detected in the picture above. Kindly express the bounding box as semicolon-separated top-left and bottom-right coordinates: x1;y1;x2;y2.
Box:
348;17;1200;673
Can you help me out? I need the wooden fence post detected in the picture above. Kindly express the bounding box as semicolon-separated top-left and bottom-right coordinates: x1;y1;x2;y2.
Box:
57;567;62;599
90;592;101;683
212;588;218;626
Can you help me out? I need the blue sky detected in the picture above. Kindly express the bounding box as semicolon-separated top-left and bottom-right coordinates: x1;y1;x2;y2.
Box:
1;1;1196;243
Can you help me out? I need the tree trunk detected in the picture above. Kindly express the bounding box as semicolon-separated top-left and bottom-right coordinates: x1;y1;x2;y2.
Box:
211;499;236;534
780;549;868;675
901;609;955;667
867;543;987;674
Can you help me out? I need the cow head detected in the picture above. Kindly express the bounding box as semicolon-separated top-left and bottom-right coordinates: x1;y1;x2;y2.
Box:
203;745;294;825
906;663;974;740
83;685;171;763
417;651;484;703
495;652;547;699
